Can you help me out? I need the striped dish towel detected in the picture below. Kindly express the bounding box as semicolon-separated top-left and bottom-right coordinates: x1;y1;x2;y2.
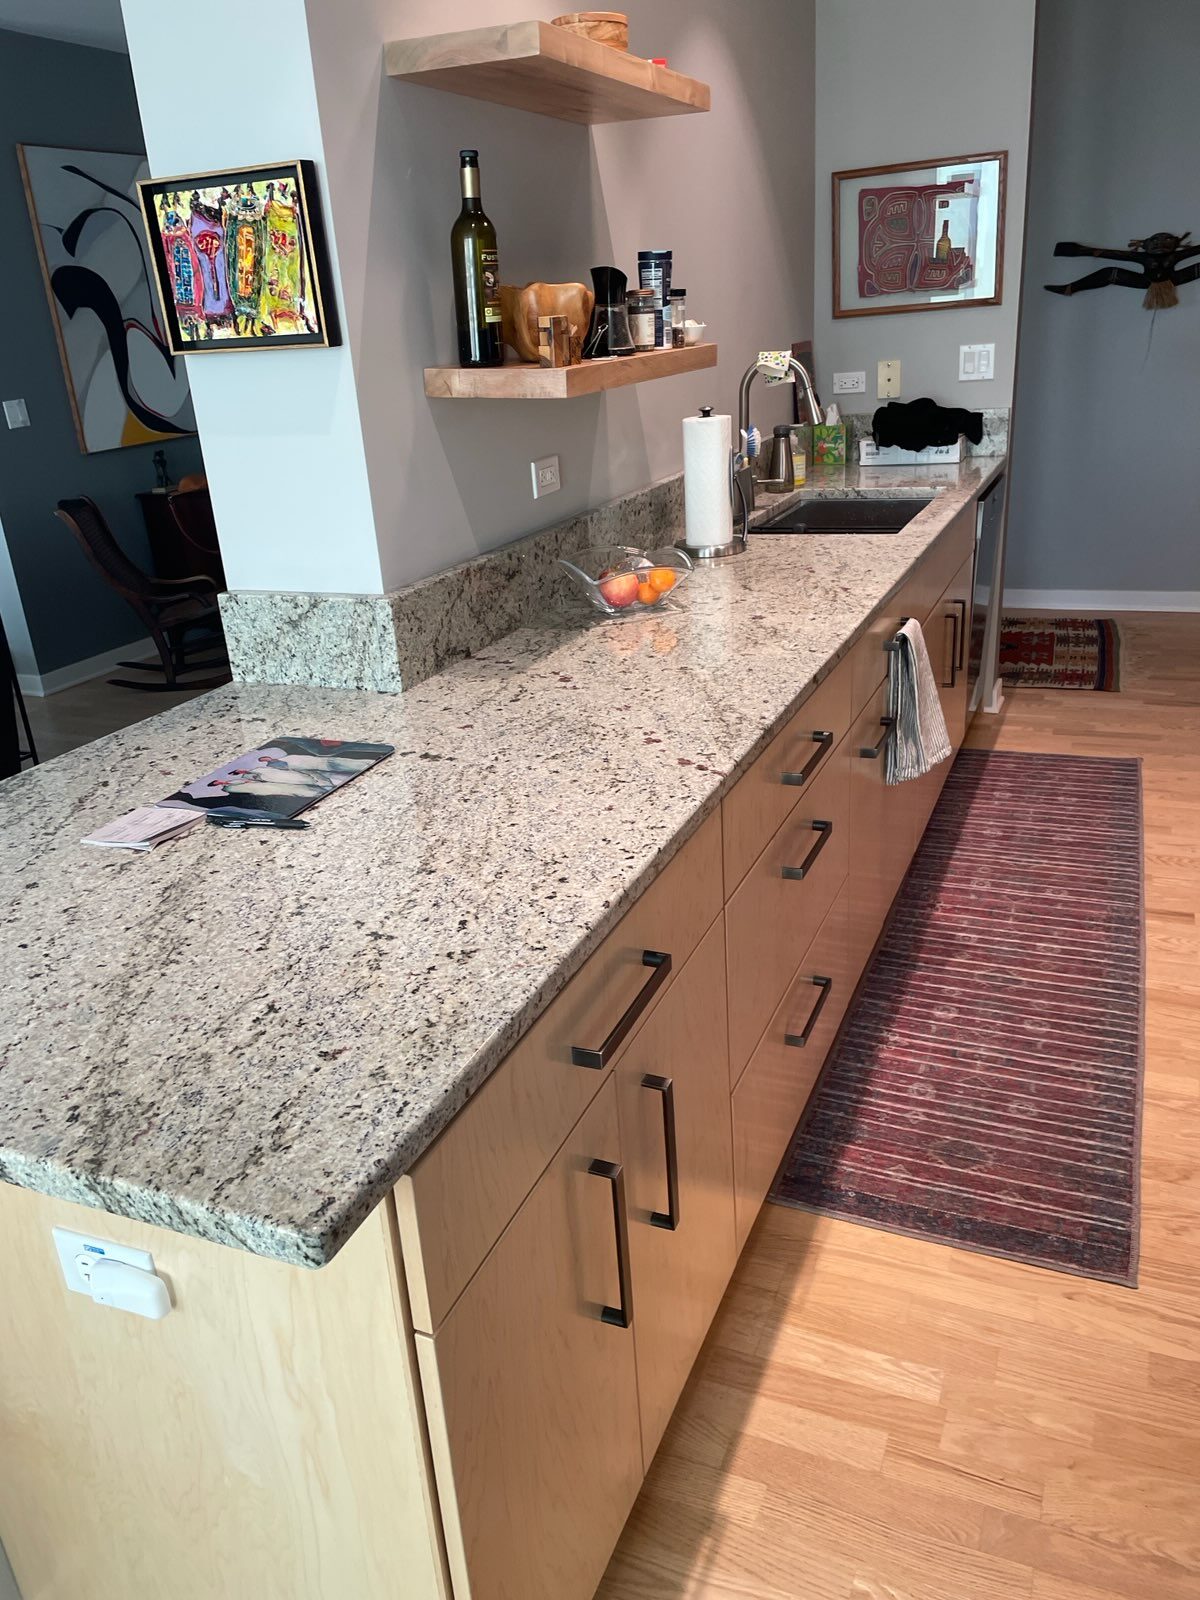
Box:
886;618;952;785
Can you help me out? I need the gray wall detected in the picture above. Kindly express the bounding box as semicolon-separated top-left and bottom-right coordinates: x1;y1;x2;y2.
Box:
1006;0;1200;598
0;27;203;679
306;0;817;593
813;0;1036;409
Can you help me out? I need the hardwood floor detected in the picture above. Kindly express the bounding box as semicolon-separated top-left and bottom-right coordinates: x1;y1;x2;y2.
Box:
21;670;205;764
597;613;1200;1600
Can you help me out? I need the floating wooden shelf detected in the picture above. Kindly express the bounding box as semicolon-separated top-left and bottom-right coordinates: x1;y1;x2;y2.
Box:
385;20;710;125
424;343;717;400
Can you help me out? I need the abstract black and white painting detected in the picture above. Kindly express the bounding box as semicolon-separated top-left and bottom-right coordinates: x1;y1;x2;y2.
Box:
18;144;196;454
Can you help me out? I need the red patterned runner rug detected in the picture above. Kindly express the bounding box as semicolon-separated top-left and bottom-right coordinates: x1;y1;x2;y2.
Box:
999;616;1121;690
770;750;1144;1285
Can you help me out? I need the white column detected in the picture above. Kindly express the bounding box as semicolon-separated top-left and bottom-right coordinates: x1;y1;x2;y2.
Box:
119;0;384;598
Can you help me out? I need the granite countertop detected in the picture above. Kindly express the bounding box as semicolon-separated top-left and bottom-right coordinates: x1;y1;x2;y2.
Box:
0;457;1004;1267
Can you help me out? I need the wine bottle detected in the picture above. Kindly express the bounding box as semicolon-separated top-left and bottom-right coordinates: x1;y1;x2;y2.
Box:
451;149;503;367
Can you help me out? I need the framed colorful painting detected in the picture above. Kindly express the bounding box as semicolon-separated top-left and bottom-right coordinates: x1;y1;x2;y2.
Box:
833;151;1007;318
136;160;340;353
18;144;196;454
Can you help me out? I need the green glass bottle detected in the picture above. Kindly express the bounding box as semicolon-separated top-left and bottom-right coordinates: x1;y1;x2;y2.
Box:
451;149;503;367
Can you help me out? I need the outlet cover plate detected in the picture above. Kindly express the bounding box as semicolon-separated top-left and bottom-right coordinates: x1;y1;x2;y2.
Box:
531;454;561;499
959;343;995;381
52;1226;155;1297
3;398;30;429
832;370;866;395
877;360;901;399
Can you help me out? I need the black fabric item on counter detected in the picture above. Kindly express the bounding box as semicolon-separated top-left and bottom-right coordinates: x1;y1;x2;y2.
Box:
872;398;984;451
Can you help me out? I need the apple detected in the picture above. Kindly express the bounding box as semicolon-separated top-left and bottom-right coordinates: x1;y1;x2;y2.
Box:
598;572;640;609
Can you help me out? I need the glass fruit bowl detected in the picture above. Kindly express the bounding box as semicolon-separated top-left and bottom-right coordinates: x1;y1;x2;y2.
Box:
558;545;693;617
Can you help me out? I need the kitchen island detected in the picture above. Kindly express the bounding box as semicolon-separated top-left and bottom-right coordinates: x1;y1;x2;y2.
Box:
0;458;1003;1600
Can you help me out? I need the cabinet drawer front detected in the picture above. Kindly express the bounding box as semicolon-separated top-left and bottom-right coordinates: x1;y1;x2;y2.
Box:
722;649;853;893
725;749;849;1084
732;886;853;1251
851;504;976;714
615;917;736;1466
416;1079;643;1600
397;808;723;1334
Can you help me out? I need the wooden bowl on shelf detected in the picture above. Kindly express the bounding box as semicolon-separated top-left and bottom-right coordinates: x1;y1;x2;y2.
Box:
550;11;630;51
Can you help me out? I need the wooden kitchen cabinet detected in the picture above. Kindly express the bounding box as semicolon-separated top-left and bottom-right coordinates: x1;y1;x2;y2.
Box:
614;916;736;1464
725;746;850;1082
905;543;977;847
416;1078;643;1600
731;886;853;1250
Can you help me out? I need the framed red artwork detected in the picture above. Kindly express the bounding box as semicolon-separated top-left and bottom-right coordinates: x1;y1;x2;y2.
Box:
833;151;1007;319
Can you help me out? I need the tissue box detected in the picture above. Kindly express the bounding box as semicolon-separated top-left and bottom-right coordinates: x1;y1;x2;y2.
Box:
811;424;846;465
859;439;963;466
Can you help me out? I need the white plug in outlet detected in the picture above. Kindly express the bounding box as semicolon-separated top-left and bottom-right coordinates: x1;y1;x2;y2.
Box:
832;371;866;395
531;454;561;499
877;360;901;399
53;1226;154;1296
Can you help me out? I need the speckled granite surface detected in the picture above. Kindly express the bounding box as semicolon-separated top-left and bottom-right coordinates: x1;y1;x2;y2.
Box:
220;477;683;693
0;458;1004;1267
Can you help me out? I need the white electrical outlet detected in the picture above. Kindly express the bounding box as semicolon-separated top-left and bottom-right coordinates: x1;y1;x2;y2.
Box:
531;454;561;499
959;343;995;381
3;398;30;429
832;371;866;395
52;1226;155;1297
877;360;901;399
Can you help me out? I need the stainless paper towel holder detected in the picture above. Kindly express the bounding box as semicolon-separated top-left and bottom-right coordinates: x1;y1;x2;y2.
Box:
676;406;751;561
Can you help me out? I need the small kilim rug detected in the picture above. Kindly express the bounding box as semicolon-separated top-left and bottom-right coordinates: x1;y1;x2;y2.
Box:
999;615;1120;690
770;750;1144;1285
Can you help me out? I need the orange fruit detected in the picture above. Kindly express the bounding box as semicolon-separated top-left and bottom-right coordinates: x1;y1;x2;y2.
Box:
648;567;677;593
637;581;659;605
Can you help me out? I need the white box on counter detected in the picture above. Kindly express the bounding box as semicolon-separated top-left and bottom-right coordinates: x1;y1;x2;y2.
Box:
859;438;963;466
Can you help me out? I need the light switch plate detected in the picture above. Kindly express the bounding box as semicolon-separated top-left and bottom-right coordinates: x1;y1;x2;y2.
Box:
531;454;561;499
877;360;901;399
3;398;30;429
959;343;995;381
832;371;866;394
52;1226;154;1297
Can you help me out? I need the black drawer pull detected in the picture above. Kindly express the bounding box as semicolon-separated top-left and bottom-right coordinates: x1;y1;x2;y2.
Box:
784;976;833;1048
589;1159;634;1328
571;950;672;1069
642;1075;680;1231
782;730;833;787
781;819;833;881
943;610;958;689
860;717;895;759
953;597;969;672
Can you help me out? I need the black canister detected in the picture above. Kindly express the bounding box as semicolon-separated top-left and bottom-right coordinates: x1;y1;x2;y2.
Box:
637;249;673;303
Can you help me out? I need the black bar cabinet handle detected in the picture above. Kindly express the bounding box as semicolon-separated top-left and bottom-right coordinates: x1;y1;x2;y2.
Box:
642;1075;680;1231
784;976;833;1048
943;609;959;689
953;597;969;671
589;1158;634;1328
781;730;833;787
571;950;672;1069
782;819;833;881
860;717;895;759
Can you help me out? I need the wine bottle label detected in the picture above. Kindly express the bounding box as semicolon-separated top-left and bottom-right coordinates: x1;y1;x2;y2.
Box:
480;247;501;324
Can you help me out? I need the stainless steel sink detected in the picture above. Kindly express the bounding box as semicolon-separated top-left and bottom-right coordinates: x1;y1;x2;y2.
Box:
754;496;934;535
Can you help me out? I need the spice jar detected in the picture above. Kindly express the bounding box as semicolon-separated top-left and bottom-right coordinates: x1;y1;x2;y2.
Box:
670;288;687;348
627;289;657;352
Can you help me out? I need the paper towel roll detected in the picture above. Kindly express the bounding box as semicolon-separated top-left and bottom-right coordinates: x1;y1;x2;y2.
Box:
682;410;733;552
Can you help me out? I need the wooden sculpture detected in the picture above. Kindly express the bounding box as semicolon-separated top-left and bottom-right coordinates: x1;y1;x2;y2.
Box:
500;282;594;363
1046;232;1200;309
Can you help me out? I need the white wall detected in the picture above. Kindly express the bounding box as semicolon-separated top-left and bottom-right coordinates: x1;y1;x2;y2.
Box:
813;0;1036;409
119;0;384;596
1006;0;1200;599
305;0;815;593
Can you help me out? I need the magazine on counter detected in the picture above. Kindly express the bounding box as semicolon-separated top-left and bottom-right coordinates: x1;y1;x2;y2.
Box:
158;736;395;822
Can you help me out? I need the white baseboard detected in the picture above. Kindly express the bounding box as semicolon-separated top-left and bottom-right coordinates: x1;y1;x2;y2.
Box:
18;637;155;698
1003;590;1200;613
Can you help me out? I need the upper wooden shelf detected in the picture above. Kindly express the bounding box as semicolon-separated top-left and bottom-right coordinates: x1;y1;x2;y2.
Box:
425;343;717;400
385;20;711;125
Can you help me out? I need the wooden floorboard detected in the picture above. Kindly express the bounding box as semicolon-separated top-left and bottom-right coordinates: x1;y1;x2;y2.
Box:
597;613;1200;1600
